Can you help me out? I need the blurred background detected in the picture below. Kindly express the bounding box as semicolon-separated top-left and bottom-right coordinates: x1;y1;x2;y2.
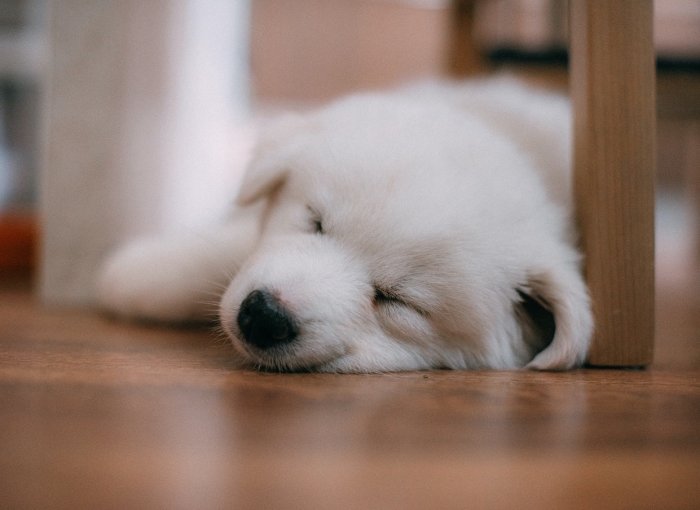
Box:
0;1;697;351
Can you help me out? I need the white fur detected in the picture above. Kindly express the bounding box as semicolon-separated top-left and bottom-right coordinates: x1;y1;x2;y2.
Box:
97;76;592;373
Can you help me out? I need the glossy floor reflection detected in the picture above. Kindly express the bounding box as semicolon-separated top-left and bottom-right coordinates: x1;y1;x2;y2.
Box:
0;274;698;509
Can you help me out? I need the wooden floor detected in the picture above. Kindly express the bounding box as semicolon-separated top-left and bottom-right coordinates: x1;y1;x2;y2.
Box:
1;275;698;510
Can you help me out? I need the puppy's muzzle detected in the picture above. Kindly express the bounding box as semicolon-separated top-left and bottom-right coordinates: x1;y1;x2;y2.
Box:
236;289;298;350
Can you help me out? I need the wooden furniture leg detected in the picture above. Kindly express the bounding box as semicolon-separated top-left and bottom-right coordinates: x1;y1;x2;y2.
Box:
570;1;656;366
446;0;485;77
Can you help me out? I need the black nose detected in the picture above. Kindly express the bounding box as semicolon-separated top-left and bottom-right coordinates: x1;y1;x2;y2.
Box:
236;289;298;350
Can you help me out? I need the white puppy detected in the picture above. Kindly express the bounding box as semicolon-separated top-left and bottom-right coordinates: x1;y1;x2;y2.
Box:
98;77;592;373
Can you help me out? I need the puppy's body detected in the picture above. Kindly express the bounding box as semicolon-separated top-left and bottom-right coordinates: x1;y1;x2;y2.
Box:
98;77;592;372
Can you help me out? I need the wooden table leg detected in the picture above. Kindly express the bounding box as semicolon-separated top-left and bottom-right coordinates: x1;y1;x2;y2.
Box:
570;1;656;366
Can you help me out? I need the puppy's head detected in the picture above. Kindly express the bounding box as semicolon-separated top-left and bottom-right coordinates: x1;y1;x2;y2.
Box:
220;96;592;372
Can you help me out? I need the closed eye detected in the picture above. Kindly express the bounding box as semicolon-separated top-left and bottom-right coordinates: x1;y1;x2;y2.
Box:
373;285;429;317
307;206;324;234
373;286;405;305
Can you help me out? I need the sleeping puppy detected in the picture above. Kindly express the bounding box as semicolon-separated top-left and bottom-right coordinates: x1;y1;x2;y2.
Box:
98;77;592;372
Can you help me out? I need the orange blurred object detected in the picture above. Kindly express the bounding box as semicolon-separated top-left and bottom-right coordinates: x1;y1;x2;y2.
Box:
0;213;36;272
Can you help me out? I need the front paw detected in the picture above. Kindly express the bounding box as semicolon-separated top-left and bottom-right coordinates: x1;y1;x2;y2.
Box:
96;236;223;323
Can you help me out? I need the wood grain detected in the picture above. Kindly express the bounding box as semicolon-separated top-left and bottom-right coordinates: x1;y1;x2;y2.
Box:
570;1;656;366
0;277;698;509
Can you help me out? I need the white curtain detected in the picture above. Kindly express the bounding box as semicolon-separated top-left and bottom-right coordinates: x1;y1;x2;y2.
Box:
40;0;251;306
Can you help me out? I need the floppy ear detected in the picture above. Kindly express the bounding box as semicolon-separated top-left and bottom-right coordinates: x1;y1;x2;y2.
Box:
236;156;289;205
515;287;556;360
236;113;308;205
519;266;593;370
